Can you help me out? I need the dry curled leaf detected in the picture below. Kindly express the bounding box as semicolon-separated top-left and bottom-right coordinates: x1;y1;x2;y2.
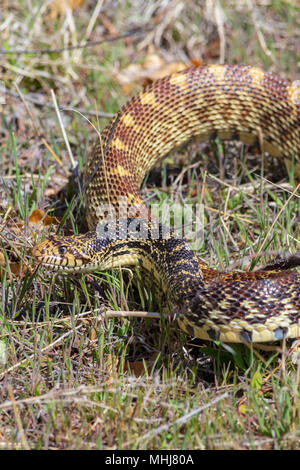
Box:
89;327;98;341
10;261;32;277
124;352;159;377
29;209;60;227
116;48;187;95
0;259;32;280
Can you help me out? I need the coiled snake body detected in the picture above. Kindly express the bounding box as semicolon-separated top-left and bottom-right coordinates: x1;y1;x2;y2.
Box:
33;65;300;343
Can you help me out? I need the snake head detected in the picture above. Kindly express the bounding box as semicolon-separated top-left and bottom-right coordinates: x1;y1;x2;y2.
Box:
32;232;98;273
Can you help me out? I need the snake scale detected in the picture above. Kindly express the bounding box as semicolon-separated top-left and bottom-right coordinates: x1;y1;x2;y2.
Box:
33;64;300;343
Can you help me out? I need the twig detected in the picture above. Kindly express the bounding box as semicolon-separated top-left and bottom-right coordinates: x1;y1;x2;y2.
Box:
0;309;166;379
7;385;30;450
13;83;63;166
257;182;300;257
125;392;229;446
0;28;153;55
13;83;40;137
214;0;226;64
103;309;165;319
0;324;84;380
246;0;276;64
4;87;113;118
72;0;105;63
50;89;76;169
82;113;120;192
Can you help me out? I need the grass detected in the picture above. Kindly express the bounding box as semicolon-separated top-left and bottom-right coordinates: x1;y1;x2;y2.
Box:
0;0;300;450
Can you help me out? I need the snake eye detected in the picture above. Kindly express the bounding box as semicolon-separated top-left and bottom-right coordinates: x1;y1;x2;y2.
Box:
58;246;67;255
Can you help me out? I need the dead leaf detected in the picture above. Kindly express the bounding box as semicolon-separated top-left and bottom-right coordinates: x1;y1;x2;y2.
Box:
100;14;117;36
143;51;165;71
124;352;159;377
190;58;203;67
117;64;144;95
115;48;187;95
29;209;60;227
203;39;221;61
89;327;97;341
0;259;32;281
10;262;32;277
143;60;187;82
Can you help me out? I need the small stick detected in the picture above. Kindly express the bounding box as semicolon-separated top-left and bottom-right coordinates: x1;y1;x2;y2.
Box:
103;310;167;319
4;87;113;118
0;28;153;55
0;324;84;380
125;392;229;446
13;83;63;166
7;385;30;450
50;89;76;169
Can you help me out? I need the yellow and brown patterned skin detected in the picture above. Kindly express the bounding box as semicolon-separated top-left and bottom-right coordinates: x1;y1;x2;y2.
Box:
32;64;300;343
84;64;300;228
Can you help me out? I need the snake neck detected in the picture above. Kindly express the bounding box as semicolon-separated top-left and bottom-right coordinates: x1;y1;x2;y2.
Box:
33;219;204;307
93;220;205;306
137;236;205;306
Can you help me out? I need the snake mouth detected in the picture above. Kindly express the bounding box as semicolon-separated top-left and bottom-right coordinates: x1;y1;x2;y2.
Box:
33;255;98;274
33;258;87;273
32;253;89;273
